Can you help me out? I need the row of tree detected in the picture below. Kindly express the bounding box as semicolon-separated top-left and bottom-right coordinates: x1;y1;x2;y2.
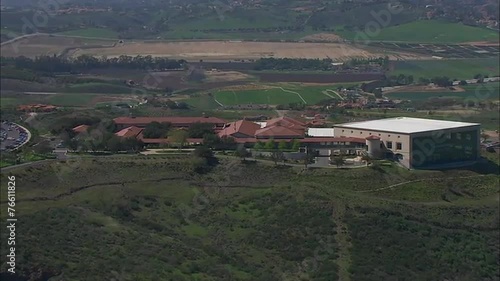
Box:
253;138;301;151
63;132;143;153
0;55;187;74
254;58;335;71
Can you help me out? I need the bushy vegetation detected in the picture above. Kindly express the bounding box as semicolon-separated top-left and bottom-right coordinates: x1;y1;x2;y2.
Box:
0;156;498;280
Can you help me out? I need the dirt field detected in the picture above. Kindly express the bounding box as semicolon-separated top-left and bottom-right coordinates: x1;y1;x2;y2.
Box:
301;33;344;42
463;41;500;46
383;85;466;94
204;71;253;82
0;34;116;57
1;34;430;61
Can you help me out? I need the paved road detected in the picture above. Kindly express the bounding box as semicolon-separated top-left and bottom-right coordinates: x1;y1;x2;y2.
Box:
53;148;69;160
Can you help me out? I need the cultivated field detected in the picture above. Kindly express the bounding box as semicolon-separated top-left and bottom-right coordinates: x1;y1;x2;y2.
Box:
74;41;386;61
368;42;500;59
0;34;116;57
0;34;428;60
389;59;500;79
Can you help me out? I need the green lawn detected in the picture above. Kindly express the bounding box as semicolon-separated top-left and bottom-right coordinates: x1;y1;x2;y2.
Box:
48;94;97;107
184;94;222;110
390;59;500;80
57;28;119;39
341;20;499;43
0;97;20;108
214;85;338;106
386;82;500;101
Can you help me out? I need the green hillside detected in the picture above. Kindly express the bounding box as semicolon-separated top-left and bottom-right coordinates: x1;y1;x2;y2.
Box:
0;156;498;280
340;20;499;43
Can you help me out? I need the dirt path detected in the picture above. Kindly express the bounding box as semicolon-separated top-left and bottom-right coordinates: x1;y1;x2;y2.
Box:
323;89;344;100
0;176;186;204
275;87;307;104
332;202;352;281
357;174;487;193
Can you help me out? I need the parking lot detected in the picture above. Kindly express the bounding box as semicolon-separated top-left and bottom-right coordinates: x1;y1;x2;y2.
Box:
1;122;31;151
368;42;499;59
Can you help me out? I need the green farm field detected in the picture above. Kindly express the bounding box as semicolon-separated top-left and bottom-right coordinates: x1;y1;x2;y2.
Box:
386;82;500;101
390;59;500;80
48;94;98;107
57;28;119;39
342;20;500;43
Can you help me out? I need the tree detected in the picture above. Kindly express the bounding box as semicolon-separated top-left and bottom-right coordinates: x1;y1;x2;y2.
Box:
407;75;414;85
278;140;288;151
192;146;213;159
331;152;345;168
418;77;430;85
264;139;275;150
188;123;214;138
203;133;221;149
302;148;315;168
253;141;264;150
106;136;122;153
459;80;467;86
33;141;53;154
270;150;285;166
143;121;171;138
291;139;301;151
122;137;143;152
234;146;250;162
169;129;188;150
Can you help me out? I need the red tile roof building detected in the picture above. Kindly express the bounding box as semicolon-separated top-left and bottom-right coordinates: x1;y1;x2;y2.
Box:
18;104;58;112
116;115;366;147
72;125;90;134
218;120;261;138
255;125;304;139
115;126;143;138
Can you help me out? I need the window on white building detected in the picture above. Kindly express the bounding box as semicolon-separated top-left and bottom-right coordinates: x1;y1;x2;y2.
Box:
396;142;402;150
387;141;393;149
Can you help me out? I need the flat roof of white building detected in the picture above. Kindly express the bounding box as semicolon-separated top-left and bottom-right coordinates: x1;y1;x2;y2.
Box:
307;128;335;137
335;117;480;134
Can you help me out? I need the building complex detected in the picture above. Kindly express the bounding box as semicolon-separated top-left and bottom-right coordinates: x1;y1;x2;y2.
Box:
75;115;483;169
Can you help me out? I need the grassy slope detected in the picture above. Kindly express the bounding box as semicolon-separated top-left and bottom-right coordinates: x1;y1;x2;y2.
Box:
340;20;499;43
0;155;498;280
390;59;500;80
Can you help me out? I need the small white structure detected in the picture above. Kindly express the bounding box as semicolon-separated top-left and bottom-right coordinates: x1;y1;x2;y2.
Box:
307;128;335;137
254;122;267;128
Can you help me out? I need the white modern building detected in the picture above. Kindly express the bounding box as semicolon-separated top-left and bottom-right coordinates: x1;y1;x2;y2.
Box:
334;117;481;168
